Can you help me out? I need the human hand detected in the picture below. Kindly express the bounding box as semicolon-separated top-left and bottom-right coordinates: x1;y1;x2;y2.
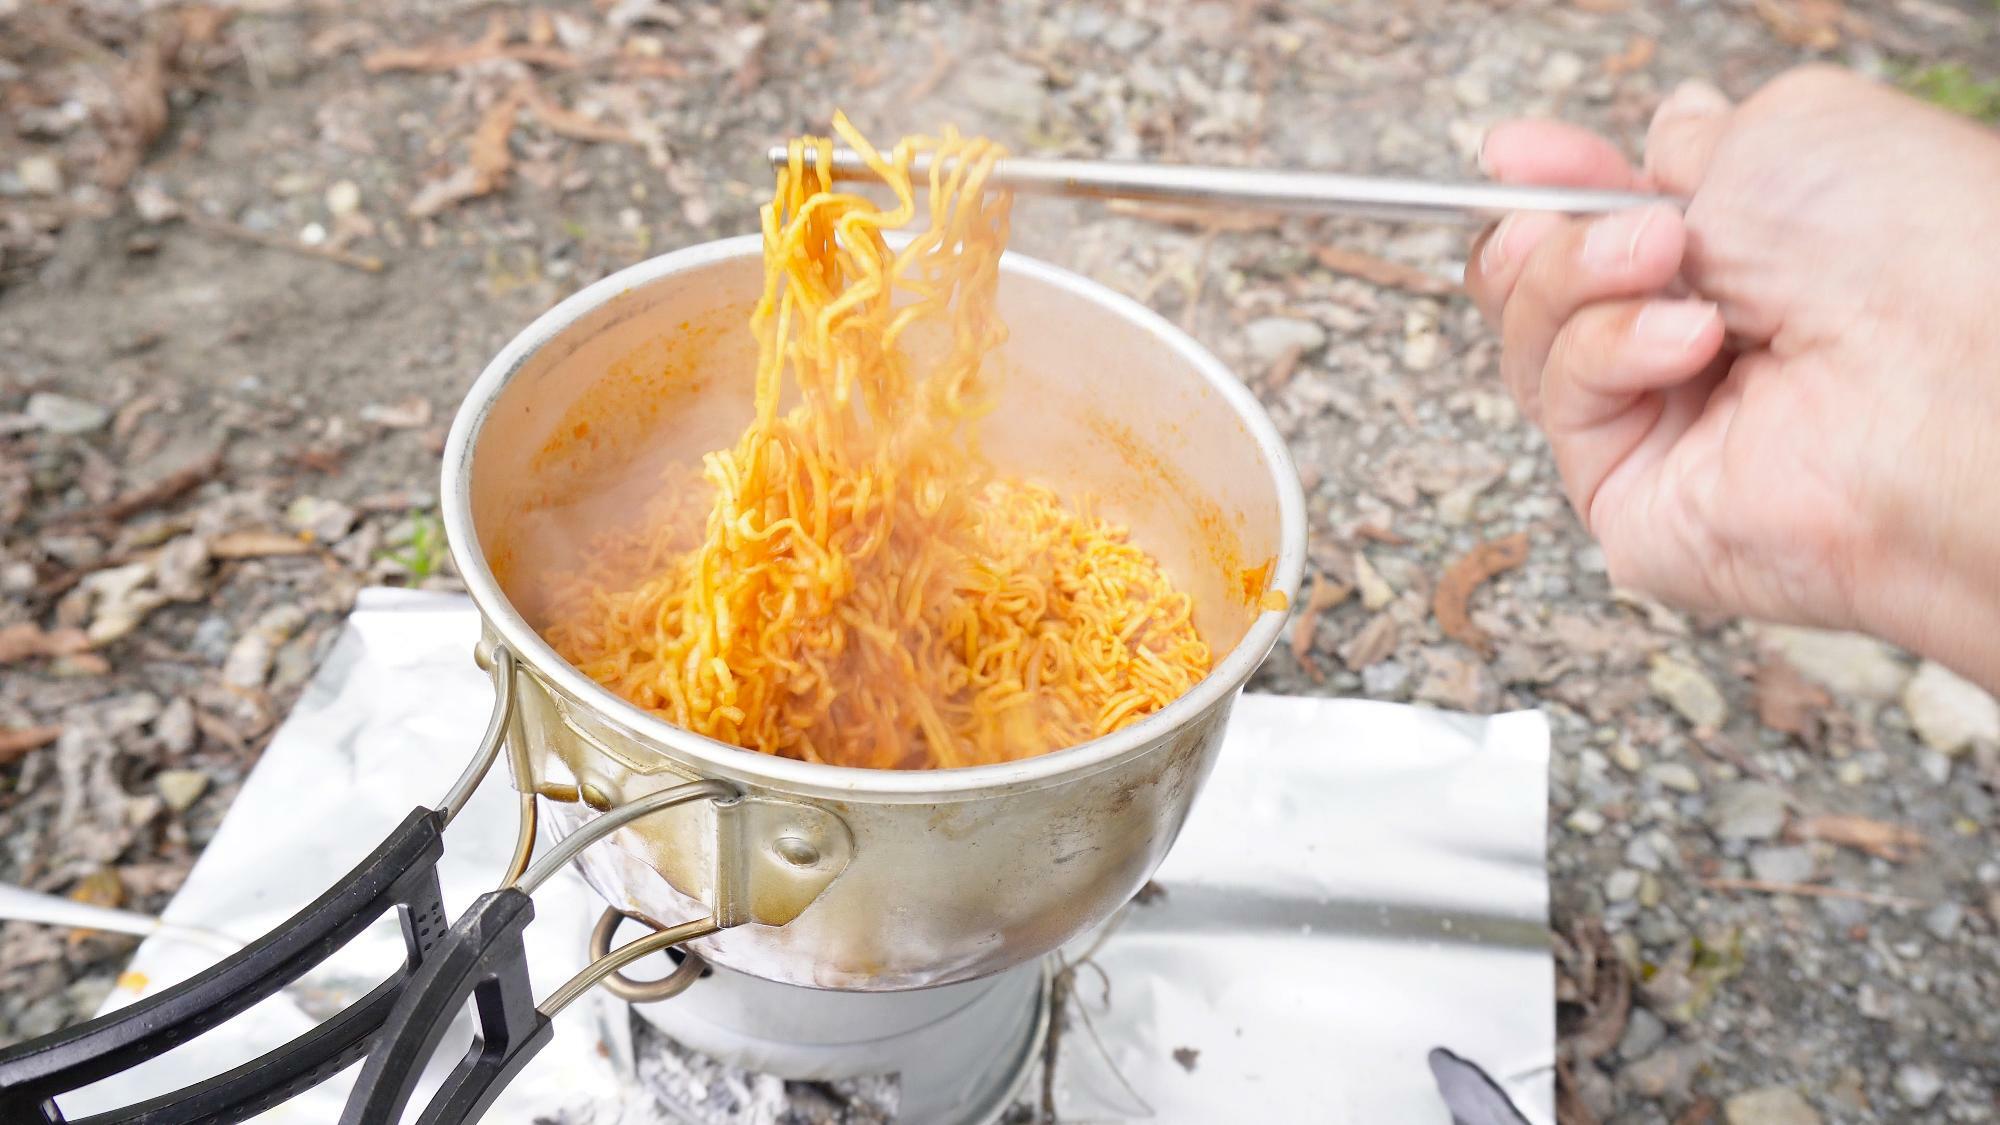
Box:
1465;65;2000;690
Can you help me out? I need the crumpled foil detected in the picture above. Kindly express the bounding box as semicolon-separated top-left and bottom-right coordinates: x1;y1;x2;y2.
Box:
63;588;1552;1123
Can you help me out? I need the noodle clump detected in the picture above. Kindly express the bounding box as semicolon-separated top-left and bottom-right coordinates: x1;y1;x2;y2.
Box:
542;116;1211;770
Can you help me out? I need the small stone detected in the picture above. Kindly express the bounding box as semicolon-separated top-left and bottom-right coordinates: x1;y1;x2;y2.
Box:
26;392;111;435
1856;983;1896;1020
152;697;196;755
1918;750;1952;785
1565;808;1606;836
1649;655;1727;729
1625;1043;1699;1100
1353;552;1394;611
1618;1007;1667;1060
326;179;361;215
1243;316;1326;365
132;181;180;222
1610;740;1643;772
1748;846;1814;885
1724;1085;1821;1125
1835;760;1867;786
1893;1063;1942;1109
1760;626;1908;701
1922;901;1963;941
153;769;209;813
17;154;63;196
1360;660;1408;696
1902;660;2000;756
285;496;358;542
1606;869;1641;903
1708;781;1787;841
1817;894;1869;927
1638;873;1662;909
1624;833;1666;872
1537;51;1586;92
1651;762;1702;794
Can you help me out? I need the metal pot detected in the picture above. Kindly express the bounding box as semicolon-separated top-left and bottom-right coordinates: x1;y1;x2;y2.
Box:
442;235;1306;991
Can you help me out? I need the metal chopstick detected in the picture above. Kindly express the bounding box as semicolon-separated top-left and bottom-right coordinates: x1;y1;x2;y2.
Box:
763;146;1672;226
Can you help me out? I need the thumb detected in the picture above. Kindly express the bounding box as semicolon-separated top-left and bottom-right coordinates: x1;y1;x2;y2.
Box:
1645;80;1733;196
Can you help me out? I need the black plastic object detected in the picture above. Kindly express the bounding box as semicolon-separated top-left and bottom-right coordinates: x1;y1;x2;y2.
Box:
339;887;552;1125
0;807;452;1125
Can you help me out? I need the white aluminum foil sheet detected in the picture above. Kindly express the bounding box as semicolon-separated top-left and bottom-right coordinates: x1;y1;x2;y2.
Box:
63;588;1553;1123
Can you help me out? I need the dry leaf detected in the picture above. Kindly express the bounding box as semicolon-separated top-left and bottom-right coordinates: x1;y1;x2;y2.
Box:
1570;0;1628;11
1753;655;1830;738
1753;0;1845;49
1340;613;1398;671
0;623;92;664
1289;573;1354;677
1792;814;1924;862
1604;35;1656;76
1433;532;1530;659
1311;245;1456;297
209;530;313;559
0;725;63;764
358;395;434;430
408;88;525;218
1557;919;1630;1063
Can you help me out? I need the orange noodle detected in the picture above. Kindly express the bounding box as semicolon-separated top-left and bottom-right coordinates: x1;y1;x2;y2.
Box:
542;115;1211;769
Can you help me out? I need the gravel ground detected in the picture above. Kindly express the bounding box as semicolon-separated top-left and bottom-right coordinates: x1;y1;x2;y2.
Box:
4;1;2000;1122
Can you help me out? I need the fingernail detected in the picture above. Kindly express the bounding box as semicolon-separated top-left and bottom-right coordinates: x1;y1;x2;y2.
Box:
1582;207;1659;272
1661;79;1731;119
1632;300;1718;349
1476;130;1496;176
1479;214;1517;275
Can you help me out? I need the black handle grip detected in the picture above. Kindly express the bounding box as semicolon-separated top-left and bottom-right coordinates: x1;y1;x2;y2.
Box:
0;807;451;1125
339;887;551;1125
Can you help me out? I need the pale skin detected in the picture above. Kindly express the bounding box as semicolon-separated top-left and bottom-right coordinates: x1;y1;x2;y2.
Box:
1466;64;2000;694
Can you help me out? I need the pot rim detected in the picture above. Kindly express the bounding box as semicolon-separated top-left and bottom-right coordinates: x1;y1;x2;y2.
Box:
442;233;1307;799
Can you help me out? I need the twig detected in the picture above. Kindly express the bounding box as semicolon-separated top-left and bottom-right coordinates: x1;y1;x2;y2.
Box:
1704;877;1926;910
53;448;225;526
181;211;385;272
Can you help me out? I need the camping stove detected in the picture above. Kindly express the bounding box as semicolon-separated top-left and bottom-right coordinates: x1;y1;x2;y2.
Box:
626;943;1050;1124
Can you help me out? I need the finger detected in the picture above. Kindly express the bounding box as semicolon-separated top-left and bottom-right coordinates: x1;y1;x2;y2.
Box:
1479;120;1644;189
1645;80;1733;196
1500;204;1688;421
1466;211;1567;326
1539;298;1726;523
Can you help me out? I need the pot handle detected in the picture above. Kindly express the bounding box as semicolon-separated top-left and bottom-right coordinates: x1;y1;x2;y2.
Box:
0;648;523;1125
339;781;735;1125
0;807;450;1125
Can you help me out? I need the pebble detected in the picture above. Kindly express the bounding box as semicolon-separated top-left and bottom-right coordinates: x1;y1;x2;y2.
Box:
1610;740;1643;773
1902;660;2000;755
17;154;63;196
1618;1007;1667;1060
285;496;359;542
154;769;209;813
1243;316;1326;365
1708;781;1787;841
1651;762;1702;794
1724;1085;1821;1125
326;179;361;216
1759;626;1908;701
1536;51;1586;92
1856;983;1896;1020
1919;750;1952;785
1649;655;1726;729
1923;901;1963;941
1624;833;1667;872
152;697;196;755
1565;808;1605;836
26;392;110;435
1893;1063;1943;1108
1625;1043;1700;1100
1748;846;1814;885
1361;660;1408;696
1606;869;1641;903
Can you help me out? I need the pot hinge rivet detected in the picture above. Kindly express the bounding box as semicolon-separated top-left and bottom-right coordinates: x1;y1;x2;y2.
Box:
773;836;819;867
